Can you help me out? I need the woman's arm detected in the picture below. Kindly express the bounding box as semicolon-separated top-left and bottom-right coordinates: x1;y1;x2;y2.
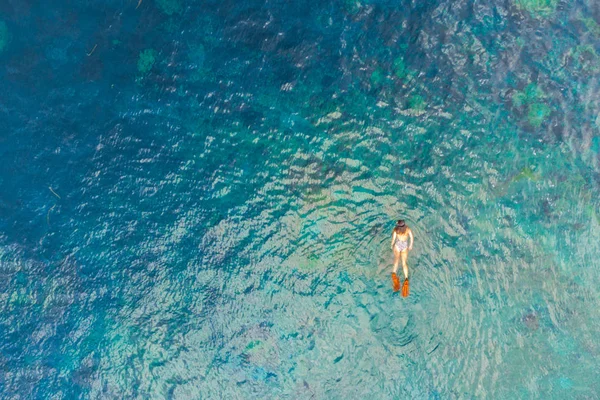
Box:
390;231;396;249
408;229;414;250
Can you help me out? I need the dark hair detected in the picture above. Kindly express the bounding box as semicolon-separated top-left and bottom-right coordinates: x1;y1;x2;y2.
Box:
395;220;407;234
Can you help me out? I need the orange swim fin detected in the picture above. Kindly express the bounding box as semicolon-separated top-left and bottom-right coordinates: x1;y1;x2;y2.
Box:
401;279;409;297
392;273;400;292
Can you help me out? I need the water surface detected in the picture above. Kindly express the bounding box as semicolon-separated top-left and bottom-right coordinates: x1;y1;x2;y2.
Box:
1;0;600;398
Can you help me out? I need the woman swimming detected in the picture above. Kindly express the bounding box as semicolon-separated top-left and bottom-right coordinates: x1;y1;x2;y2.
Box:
390;219;413;280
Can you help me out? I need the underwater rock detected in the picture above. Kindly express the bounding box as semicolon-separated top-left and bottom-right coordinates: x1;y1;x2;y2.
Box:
315;110;342;125
408;95;425;110
569;45;600;74
512;83;542;108
591;136;600;154
189;43;205;69
393;56;407;79
522;312;539;331
155;0;182;15
342;0;361;15
514;0;557;18
370;67;385;87
511;166;540;183
0;21;9;53
241;332;280;369
527;102;551;127
580;15;600;36
80;56;104;82
511;83;551;127
557;376;574;390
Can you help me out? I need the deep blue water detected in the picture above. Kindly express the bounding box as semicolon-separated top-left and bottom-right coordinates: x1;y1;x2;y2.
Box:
1;0;600;398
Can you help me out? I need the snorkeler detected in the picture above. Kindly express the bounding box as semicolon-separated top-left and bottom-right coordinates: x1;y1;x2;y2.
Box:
390;220;413;295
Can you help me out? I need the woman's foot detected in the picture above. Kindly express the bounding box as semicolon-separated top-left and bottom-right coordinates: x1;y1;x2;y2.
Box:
402;279;409;297
391;273;400;292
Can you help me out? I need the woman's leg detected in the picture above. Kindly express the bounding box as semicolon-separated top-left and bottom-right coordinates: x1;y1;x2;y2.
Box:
401;250;409;279
392;249;401;274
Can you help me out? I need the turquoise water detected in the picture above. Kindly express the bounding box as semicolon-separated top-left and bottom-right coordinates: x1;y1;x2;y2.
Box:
1;0;600;398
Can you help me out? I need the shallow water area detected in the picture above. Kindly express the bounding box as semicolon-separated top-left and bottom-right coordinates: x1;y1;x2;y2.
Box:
1;0;600;398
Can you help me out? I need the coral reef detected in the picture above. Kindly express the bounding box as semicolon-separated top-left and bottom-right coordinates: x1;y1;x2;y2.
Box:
137;49;157;75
